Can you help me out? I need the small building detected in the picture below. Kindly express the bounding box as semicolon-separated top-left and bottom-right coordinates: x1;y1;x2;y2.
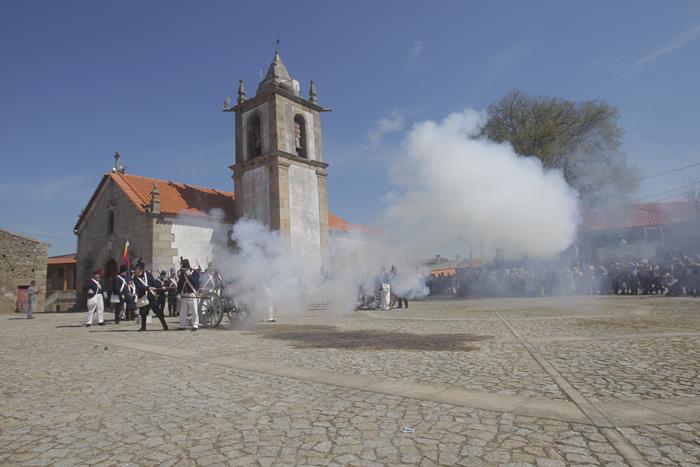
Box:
74;172;236;305
579;201;700;261
46;253;77;312
0;229;48;314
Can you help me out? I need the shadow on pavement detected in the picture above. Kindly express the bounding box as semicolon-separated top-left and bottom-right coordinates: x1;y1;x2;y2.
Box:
250;325;491;351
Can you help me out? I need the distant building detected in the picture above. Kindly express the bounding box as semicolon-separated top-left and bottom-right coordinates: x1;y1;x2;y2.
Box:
45;253;77;312
0;229;48;314
579;201;700;260
424;254;482;277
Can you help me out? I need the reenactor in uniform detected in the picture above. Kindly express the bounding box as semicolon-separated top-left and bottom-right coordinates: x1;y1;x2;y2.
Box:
156;271;168;315
83;270;105;327
177;259;200;331
111;266;128;324
166;268;178;317
125;280;137;321
133;261;169;331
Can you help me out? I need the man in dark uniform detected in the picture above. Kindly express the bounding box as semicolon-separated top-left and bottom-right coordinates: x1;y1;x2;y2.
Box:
166;268;178;317
111;266;128;324
133;261;168;331
156;271;168;316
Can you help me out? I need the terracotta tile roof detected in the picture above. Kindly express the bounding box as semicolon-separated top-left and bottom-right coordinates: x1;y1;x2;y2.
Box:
76;172;360;233
328;212;353;232
75;173;236;230
48;253;77;265
111;173;236;222
580;201;699;233
328;212;372;234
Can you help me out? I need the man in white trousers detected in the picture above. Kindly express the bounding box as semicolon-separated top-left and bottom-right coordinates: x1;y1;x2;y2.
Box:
176;259;200;331
83;270;105;327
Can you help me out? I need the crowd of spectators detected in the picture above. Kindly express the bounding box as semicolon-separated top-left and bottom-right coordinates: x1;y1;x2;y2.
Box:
427;253;700;298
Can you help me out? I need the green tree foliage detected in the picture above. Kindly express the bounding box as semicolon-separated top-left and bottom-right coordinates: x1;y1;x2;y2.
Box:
481;89;639;208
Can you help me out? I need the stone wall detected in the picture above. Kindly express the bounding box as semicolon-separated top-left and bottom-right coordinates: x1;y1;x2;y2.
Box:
0;229;48;314
75;177;152;308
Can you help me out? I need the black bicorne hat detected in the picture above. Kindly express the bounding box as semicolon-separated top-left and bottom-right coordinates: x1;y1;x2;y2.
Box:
180;259;191;270
135;260;146;270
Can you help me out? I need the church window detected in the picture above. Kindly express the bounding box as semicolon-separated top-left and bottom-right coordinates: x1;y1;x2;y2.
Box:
294;114;307;158
247;113;262;159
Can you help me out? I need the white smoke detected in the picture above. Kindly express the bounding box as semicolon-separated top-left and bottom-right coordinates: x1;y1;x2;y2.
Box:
383;109;580;262
211;108;580;317
213;219;314;318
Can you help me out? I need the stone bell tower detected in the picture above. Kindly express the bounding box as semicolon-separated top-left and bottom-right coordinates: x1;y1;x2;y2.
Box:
225;51;331;271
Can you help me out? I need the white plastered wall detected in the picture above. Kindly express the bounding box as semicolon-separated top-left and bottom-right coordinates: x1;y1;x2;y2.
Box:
170;222;229;270
241;166;271;226
288;164;321;271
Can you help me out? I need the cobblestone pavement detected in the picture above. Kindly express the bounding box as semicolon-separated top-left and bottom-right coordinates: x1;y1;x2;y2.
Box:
1;296;700;466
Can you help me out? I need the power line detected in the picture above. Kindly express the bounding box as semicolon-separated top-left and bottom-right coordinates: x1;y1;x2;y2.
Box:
634;179;700;202
643;188;699;205
640;161;700;180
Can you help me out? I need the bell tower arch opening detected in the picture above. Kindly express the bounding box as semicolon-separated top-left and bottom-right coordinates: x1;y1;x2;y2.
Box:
294;114;307;159
247;112;262;160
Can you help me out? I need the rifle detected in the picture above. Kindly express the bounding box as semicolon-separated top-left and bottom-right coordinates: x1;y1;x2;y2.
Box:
151;263;167;291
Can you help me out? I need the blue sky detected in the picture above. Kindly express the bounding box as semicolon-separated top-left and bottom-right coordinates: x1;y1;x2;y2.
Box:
1;1;699;255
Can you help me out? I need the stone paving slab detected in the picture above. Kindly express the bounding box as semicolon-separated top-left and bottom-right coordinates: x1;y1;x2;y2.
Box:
3;296;700;466
539;337;700;401
0;320;622;466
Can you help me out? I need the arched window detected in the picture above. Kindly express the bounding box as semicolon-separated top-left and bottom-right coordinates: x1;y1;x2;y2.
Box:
294;114;307;159
247;113;262;159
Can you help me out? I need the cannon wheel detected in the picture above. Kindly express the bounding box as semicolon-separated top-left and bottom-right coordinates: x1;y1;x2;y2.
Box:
199;294;224;328
229;304;249;325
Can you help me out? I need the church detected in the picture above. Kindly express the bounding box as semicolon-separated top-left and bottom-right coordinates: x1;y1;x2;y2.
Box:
74;51;359;296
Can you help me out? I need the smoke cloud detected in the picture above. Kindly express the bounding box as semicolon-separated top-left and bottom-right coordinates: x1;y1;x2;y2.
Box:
212;108;580;318
383;109;580;262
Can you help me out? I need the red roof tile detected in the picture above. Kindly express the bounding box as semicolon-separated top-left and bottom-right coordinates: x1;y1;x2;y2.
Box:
580;201;699;232
76;172;361;233
110;173;236;222
48;253;77;265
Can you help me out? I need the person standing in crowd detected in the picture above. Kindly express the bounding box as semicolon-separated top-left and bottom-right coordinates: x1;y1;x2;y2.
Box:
125;279;137;321
166;268;178;317
26;280;39;319
176;259;200;331
380;267;392;311
133;261;168;331
396;294;408;309
83;270;105;327
111;266;128;324
156;271;168;316
390;266;409;309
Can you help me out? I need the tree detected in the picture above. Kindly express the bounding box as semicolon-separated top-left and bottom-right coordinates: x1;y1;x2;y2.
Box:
481;89;639;208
